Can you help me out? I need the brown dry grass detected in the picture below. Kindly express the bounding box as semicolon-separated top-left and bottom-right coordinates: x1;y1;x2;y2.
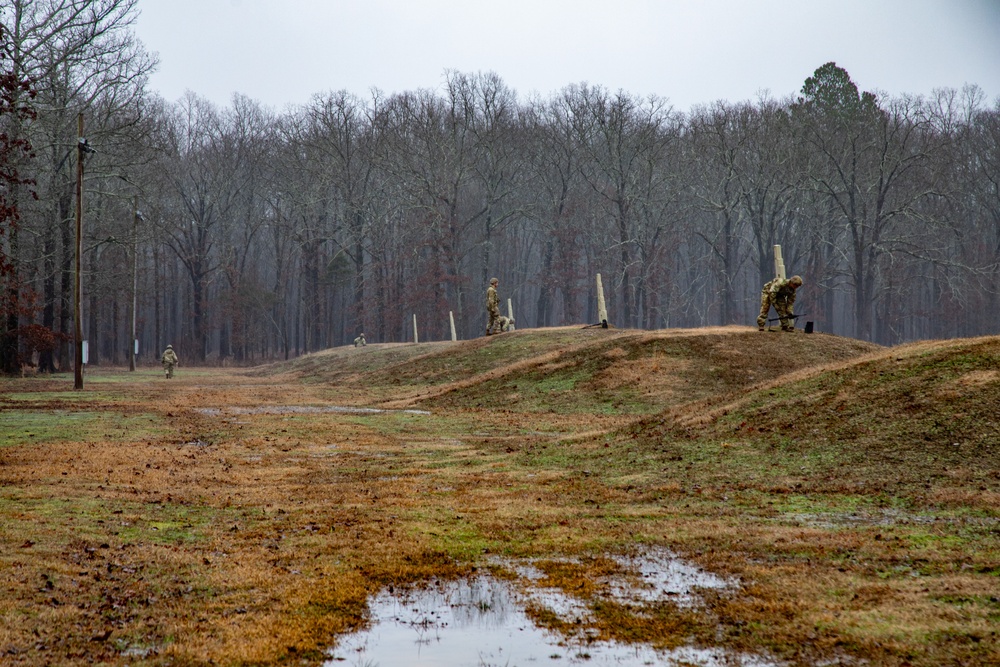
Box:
1;325;997;666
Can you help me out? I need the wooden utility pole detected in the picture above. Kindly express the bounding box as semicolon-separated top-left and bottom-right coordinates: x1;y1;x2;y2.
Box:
74;114;84;390
129;195;139;371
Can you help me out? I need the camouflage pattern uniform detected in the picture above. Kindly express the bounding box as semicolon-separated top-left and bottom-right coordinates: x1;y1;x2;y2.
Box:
354;333;366;347
161;345;179;378
486;278;500;335
757;275;802;332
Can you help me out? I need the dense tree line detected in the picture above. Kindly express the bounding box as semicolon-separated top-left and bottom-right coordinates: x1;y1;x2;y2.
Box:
2;1;999;372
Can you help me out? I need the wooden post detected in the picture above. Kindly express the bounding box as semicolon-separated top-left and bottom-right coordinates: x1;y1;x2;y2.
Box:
449;311;457;341
773;244;786;280
129;195;139;371
596;273;608;327
74;113;85;390
506;298;513;321
412;314;418;344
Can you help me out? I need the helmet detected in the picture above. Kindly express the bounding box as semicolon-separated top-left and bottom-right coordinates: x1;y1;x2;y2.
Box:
166;344;172;349
490;277;498;285
789;275;803;287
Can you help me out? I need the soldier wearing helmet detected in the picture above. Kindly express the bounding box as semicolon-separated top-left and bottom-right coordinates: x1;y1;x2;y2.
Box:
757;275;802;332
485;277;501;335
161;344;179;378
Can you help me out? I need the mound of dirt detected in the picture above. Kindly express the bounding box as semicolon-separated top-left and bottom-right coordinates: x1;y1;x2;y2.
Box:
290;325;882;415
248;340;457;383
624;334;1000;491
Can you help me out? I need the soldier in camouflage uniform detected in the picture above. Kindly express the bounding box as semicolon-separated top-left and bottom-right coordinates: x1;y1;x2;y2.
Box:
161;344;179;378
486;277;500;335
354;333;366;347
757;275;803;332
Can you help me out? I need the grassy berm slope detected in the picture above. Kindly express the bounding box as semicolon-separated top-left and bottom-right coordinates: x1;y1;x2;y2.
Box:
271;325;1000;664
1;325;997;666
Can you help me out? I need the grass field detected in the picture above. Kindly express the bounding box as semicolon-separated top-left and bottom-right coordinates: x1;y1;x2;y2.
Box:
1;325;997;665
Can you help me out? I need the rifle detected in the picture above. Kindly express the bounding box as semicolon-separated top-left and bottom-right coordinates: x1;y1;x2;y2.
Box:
767;313;807;323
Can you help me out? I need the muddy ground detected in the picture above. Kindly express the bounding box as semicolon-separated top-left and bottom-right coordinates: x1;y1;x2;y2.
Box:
0;325;997;665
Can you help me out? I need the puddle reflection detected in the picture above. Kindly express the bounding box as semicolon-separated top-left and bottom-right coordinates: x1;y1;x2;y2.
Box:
327;551;780;667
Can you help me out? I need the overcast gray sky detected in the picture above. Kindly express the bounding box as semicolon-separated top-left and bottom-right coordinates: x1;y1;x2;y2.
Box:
132;0;1000;112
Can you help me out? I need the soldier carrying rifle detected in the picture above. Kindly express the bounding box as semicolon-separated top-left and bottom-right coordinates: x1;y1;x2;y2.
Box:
757;275;803;332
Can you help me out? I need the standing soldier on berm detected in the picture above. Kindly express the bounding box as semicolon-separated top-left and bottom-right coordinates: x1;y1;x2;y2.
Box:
486;277;500;336
757;275;803;332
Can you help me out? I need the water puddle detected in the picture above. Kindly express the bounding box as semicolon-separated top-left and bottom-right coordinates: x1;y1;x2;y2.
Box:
326;549;780;667
511;550;733;614
196;405;430;416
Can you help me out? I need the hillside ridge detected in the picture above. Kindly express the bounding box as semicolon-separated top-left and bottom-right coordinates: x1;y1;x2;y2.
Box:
262;325;882;414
